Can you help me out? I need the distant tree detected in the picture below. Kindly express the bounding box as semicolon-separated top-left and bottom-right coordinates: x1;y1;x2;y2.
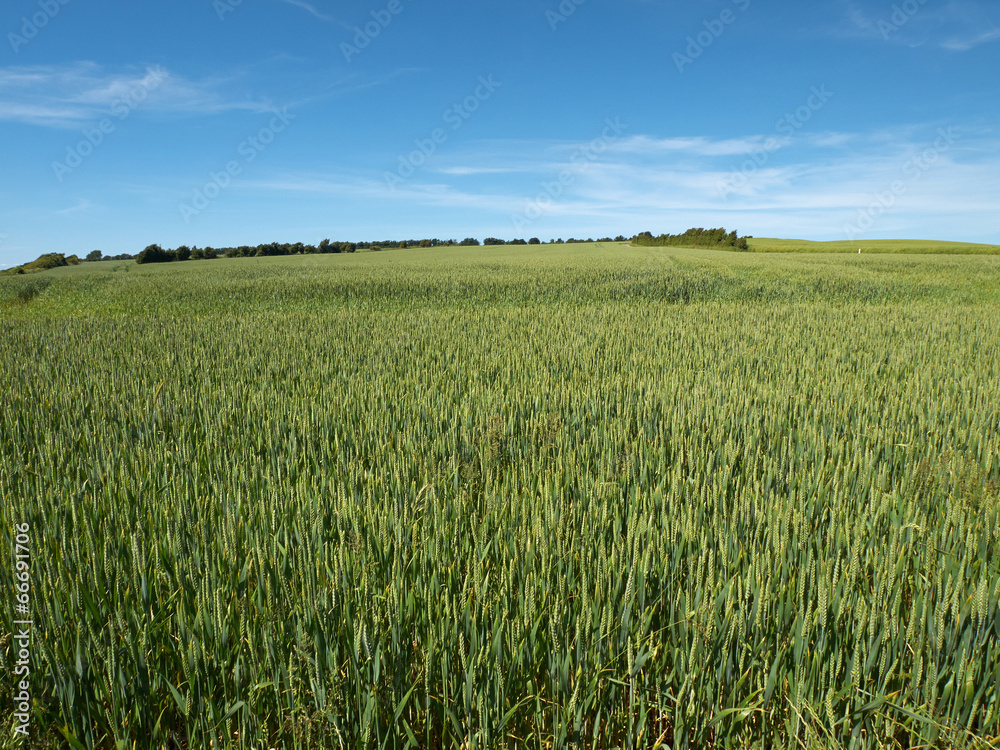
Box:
529;238;541;245
135;244;172;264
85;250;103;262
16;253;72;272
23;253;68;271
175;245;192;261
630;227;749;251
460;238;480;246
614;235;626;242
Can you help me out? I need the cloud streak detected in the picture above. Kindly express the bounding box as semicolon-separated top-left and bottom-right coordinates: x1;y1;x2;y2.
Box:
221;126;1000;241
838;0;1000;50
276;0;351;28
941;27;1000;50
0;62;278;128
54;198;93;215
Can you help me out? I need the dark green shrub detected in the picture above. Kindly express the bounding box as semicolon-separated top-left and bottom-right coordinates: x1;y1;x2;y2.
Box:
14;278;52;304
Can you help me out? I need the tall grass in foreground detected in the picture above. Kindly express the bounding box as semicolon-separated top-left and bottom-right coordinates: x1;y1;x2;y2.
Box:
1;247;998;748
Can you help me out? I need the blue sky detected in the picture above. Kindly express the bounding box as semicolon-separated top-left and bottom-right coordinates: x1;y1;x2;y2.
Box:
1;0;998;265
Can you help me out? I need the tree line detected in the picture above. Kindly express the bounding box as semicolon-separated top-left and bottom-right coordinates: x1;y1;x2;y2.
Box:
77;230;749;267
630;228;751;251
4;230;752;275
128;236;643;264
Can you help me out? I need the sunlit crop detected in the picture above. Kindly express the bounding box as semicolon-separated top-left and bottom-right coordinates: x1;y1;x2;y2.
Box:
1;245;998;748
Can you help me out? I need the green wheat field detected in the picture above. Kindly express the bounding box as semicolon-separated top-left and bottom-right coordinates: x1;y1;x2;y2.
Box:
1;243;998;749
747;238;1000;254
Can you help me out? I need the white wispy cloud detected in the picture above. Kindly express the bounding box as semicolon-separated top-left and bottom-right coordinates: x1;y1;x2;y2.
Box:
277;0;351;27
435;166;523;176
240;174;527;213
806;132;856;148
941;27;1000;50
223;126;1000;241
54;198;93;215
612;134;793;158
838;0;1000;50
0;62;277;128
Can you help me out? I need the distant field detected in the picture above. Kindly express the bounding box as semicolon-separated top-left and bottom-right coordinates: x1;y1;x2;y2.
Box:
749;237;1000;254
1;245;998;749
5;242;1000;314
